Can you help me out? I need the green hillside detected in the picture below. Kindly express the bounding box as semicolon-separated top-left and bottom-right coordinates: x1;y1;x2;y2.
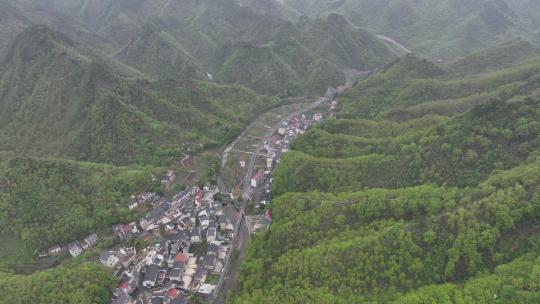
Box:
0;263;115;303
4;0;396;96
115;23;205;81
212;14;395;96
232;157;540;303
273;56;540;195
338;54;540;120
0;25;278;166
0;1;30;52
0;157;160;271
450;40;540;75
282;0;539;60
231;54;540;303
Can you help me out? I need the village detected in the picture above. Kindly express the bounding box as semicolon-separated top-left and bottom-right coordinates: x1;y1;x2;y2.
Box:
37;98;335;304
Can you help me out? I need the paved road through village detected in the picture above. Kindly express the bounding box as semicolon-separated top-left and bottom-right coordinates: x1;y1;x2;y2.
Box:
211;97;325;303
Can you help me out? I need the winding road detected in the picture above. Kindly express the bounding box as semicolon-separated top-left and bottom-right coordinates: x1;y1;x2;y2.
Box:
376;34;413;54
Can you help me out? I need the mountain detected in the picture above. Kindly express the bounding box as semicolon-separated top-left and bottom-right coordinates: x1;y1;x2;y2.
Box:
0;263;115;303
234;0;298;20
0;157;160;272
506;0;540;34
3;0;396;96
212;14;396;95
0;25;278;166
231;53;540;303
282;0;539;60
232;156;540;303
0;1;30;52
338;53;540;120
450;40;540;75
115;23;205;81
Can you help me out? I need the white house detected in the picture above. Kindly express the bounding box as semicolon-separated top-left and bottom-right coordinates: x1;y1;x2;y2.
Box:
68;241;83;257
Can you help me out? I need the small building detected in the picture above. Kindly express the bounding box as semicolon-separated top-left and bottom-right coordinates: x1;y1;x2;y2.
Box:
267;157;274;169
191;227;202;243
195;190;203;205
128;201;138;210
84;233;99;248
167;288;182;301
199;214;210;228
168;268;183;283
206;228;217;243
143;264;161;288
197;284;215;295
114;224;136;240
67;241;83;257
264;209;273;222
194;267;208;283
111;294;134;304
251;169;265;188
220;204;240;232
204;254;216;270
120;247;136;256
215;260;224;273
207;243;219;256
48;245;62;256
150;297;163;304
99;251;120;268
170;297;186;304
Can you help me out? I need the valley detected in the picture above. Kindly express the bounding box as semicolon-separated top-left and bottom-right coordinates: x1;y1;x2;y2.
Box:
1;0;540;304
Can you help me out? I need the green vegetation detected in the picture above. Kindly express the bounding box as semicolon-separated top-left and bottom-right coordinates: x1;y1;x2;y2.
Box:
450;40;540;75
0;263;115;304
0;25;279;166
338;54;540;120
2;0;396;97
1;1;540;303
232;156;540;303
282;0;539;60
212;13;395;96
274;97;540;195
0;157;160;270
231;53;540;303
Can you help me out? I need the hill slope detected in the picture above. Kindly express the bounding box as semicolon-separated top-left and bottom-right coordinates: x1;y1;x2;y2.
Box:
450;40;540;75
282;0;539;60
0;25;278;166
5;0;396;96
231;53;540;303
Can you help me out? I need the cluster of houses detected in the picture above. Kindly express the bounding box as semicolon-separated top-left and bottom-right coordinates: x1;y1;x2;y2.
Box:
39;232;99;258
106;185;241;304
253;110;325;190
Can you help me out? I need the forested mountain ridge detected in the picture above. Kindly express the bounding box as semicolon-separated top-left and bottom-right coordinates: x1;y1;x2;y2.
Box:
0;157;161;271
232;156;540;303
281;0;540;60
0;24;278;277
231;52;540;303
0;25;279;166
449;40;540;75
213;14;395;95
3;0;397;96
1;1;540;303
